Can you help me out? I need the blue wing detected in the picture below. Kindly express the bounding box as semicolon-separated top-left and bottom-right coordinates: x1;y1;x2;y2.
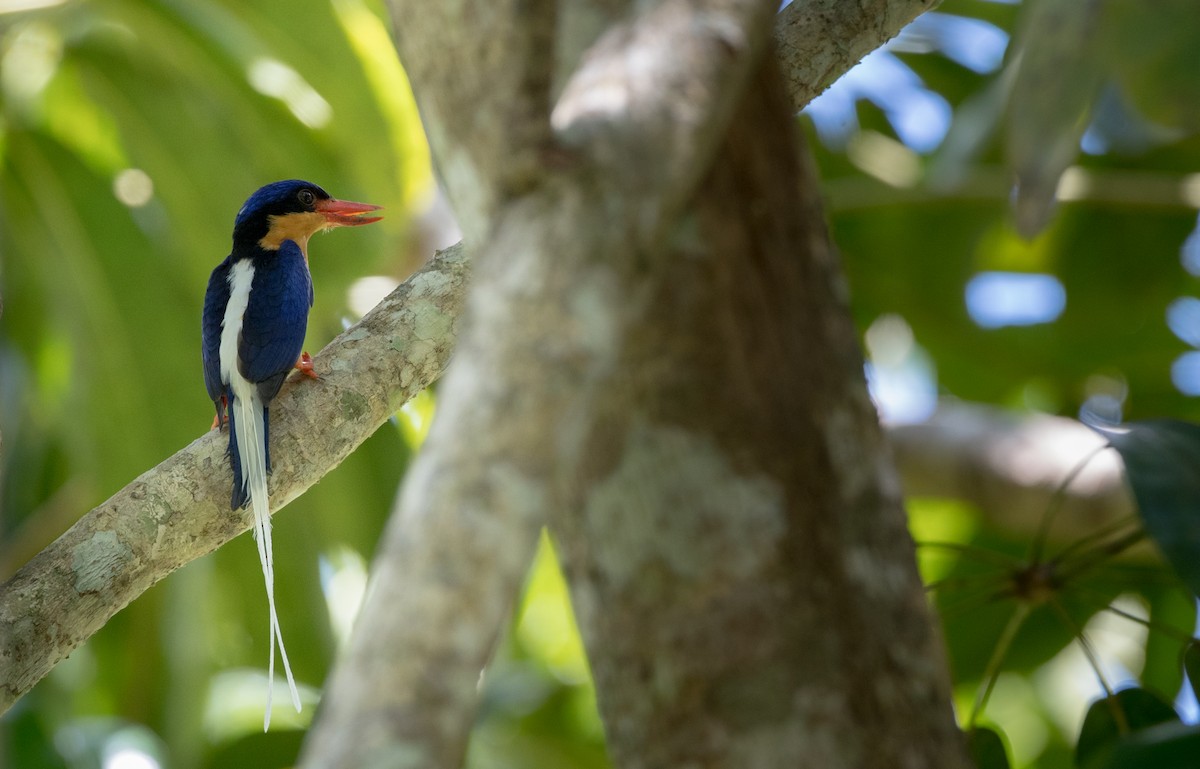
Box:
238;240;313;403
202;256;232;418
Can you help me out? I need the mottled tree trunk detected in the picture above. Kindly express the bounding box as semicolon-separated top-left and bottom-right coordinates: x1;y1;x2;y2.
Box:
550;57;964;769
300;1;970;767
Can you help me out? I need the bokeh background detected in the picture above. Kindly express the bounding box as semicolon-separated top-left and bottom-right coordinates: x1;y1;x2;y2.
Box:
1;0;1198;767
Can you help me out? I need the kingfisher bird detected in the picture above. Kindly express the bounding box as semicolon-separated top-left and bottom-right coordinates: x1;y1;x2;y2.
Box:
202;180;381;729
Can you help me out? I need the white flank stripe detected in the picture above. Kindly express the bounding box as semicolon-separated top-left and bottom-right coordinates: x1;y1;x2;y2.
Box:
221;260;301;730
219;261;255;388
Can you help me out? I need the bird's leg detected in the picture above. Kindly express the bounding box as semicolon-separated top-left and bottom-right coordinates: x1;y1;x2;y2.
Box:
210;395;228;430
294;351;319;380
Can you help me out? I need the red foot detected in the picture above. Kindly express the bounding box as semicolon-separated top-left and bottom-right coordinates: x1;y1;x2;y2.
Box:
294;351;320;380
211;395;228;430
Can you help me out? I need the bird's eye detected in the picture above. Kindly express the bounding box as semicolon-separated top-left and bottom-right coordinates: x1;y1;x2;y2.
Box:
297;189;315;206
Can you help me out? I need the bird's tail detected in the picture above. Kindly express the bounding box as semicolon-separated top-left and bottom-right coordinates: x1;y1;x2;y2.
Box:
232;385;302;731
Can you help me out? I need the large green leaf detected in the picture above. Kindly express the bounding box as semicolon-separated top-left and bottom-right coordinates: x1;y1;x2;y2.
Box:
1097;722;1200;769
1076;688;1178;769
1096;421;1200;597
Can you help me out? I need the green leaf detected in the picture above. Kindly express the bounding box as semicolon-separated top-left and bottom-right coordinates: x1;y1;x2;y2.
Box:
1095;421;1200;597
1076;688;1179;769
1185;641;1200;704
1101;722;1200;769
968;726;1011;769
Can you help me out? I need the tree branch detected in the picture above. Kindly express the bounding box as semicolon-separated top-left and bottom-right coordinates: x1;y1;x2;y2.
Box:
0;244;468;714
550;0;780;241
891;402;1134;539
774;0;942;110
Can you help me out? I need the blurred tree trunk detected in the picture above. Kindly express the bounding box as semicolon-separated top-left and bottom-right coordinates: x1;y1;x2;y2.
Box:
549;59;965;768
301;1;968;768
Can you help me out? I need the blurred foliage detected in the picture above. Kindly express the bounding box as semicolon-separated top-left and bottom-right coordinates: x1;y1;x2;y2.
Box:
823;0;1200;767
3;0;1200;768
0;0;439;765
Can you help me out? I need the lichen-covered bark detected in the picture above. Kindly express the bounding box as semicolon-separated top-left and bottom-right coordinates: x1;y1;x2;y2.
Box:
0;244;467;713
775;0;942;109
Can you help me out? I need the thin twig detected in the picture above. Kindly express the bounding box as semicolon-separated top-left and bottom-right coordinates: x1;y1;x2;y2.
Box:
1050;514;1141;564
1069;587;1199;645
1049;597;1127;733
967;603;1032;729
918;541;1024;568
1030;445;1110;564
1057;530;1147;584
924;572;1009;595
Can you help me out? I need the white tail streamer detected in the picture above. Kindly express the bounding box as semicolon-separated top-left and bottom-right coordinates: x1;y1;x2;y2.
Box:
232;377;301;731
